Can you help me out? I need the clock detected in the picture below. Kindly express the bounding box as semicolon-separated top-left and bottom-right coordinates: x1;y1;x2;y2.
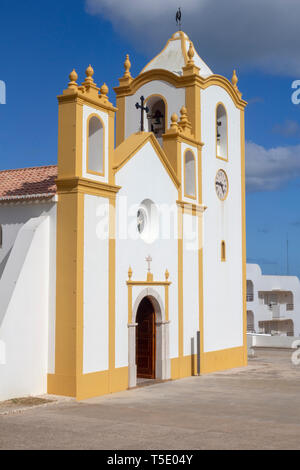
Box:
215;169;228;200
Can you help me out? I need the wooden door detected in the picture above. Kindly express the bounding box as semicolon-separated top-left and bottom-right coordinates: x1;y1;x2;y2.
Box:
136;297;156;379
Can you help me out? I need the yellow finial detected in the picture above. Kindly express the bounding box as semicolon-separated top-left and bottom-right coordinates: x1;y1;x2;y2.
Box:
124;54;132;78
232;69;238;88
100;83;109;101
170;113;179;130
178;105;192;134
165;269;170;281
187;42;195;64
68;69;78;89
86;64;94;78
128;266;133;280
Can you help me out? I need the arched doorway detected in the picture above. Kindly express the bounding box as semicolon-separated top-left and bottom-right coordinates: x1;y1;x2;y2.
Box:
136;297;156;379
128;288;170;388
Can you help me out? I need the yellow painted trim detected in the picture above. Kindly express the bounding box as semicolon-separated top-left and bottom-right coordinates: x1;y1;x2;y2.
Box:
114;70;247;110
127;280;171;287
86;113;105;177
177;205;183;360
109;197;116;372
240;110;248;363
201;346;246;374
115;95;125;147
216;102;228;161
56;176;121;197
113;132;180;189
183;148;197;200
57;100;83;179
144;94;168;135
176;200;206;216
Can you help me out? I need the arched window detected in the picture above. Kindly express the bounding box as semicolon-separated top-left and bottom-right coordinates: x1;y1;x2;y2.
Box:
216;104;228;160
146;95;166;146
184;150;196;198
87;115;104;175
0;225;2;248
221;240;226;262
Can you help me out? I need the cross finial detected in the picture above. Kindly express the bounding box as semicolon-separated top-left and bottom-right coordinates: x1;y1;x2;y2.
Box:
135;96;149;132
146;255;152;273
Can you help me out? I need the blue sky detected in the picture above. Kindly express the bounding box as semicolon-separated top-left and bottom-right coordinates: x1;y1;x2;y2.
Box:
0;0;300;277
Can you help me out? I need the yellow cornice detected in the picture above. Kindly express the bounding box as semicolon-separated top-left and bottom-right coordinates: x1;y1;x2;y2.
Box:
176;200;207;216
113;132;180;189
56;176;121;197
126;280;171;286
163;130;204;149
114;69;247;110
58;90;117;113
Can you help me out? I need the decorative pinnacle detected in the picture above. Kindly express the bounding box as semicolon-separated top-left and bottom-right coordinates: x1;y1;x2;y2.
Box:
124;54;132;78
84;64;95;86
170;113;179;130
68;69;78;88
187;42;195;64
165;269;170;281
231;69;238;88
128;266;133;280
100;83;109;100
178;105;192;133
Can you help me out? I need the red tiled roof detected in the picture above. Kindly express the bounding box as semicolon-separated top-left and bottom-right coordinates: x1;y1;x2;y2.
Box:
0;165;58;202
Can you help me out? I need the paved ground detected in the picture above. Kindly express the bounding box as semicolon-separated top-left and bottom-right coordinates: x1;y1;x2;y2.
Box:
1;348;300;450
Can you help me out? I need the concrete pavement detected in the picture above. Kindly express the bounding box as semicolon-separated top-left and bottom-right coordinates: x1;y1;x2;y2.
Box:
1;349;300;450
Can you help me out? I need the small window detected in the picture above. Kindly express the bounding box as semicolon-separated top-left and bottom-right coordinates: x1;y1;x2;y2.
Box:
216;104;228;160
184;150;196;198
87;115;104;175
221;241;226;262
0;225;2;248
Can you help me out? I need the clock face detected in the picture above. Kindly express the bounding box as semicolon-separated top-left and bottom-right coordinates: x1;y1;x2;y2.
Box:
137;208;147;234
215;169;228;200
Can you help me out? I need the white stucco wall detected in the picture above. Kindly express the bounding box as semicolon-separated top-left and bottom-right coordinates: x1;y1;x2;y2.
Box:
201;85;244;352
0;215;52;400
83;194;109;374
246;263;300;336
115;141;179;368
125;81;185;139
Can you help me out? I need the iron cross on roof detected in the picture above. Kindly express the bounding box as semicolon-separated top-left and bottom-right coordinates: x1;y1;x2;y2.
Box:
135;96;149;132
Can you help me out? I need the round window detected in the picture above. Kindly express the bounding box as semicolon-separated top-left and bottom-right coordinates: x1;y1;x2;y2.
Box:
137;199;158;244
137;207;147;234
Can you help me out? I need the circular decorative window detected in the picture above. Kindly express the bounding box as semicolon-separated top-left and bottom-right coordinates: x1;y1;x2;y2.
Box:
137;207;147;234
137;199;158;243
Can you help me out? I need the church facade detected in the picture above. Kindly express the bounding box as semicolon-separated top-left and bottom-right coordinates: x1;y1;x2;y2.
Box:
0;31;247;401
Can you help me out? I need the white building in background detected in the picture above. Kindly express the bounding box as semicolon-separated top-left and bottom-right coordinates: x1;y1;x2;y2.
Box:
246;264;300;337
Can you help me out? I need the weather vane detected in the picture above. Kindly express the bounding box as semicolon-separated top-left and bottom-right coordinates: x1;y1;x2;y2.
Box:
176;7;182;31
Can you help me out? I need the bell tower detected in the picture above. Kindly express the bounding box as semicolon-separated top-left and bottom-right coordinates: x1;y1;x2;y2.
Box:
48;66;126;400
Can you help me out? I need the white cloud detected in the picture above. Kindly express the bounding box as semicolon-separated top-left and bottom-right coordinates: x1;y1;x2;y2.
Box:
85;0;300;76
272;120;300;137
246;141;300;192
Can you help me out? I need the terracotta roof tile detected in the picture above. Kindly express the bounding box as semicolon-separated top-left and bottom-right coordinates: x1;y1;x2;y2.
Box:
0;165;58;201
